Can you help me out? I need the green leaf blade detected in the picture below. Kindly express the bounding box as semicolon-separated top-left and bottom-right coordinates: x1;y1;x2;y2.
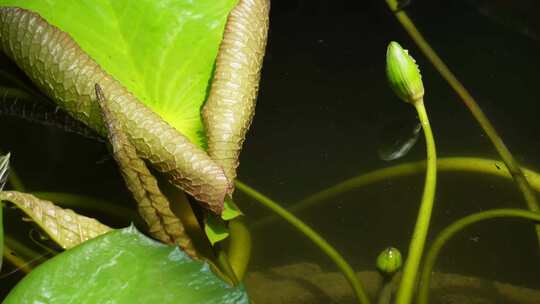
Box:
4;226;249;303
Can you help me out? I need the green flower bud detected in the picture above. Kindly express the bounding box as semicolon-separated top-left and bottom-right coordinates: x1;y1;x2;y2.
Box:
386;41;424;103
376;247;402;275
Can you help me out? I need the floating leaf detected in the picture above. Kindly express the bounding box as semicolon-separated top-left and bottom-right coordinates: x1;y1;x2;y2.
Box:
0;191;112;250
3;226;250;304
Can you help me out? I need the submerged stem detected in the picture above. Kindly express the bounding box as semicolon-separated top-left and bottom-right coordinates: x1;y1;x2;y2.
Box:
6;169;24;192
2;235;48;274
215;244;239;286
2;245;31;274
249;157;540;229
418;209;540;304
385;0;540;243
395;99;437;304
235;180;371;304
227;218;251;281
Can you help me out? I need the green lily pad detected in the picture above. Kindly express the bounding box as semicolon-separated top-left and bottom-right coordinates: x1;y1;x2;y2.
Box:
3;226;250;303
0;0;238;147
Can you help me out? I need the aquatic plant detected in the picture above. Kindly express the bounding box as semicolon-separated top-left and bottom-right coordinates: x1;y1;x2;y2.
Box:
0;1;539;304
385;0;540;243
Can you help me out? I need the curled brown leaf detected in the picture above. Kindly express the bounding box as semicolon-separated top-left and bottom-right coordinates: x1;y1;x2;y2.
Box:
95;84;198;258
0;191;111;250
0;8;229;213
202;0;271;185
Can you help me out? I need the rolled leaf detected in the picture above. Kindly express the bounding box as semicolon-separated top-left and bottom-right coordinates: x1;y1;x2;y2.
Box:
202;0;270;183
0;0;238;147
95;84;197;258
0;7;230;212
0;191;112;249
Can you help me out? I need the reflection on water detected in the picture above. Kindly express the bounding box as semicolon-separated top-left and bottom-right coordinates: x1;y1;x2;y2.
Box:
1;0;540;302
377;116;421;161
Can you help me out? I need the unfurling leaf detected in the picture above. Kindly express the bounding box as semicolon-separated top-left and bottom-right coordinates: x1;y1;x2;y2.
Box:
95;85;197;258
205;214;229;246
222;197;243;221
0;191;112;250
203;0;271;185
0;6;230;213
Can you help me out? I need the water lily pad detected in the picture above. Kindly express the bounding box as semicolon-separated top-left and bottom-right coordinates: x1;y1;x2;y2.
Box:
3;226;250;303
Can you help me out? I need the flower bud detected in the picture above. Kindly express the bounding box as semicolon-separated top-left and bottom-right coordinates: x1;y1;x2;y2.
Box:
376;247;402;275
386;41;424;103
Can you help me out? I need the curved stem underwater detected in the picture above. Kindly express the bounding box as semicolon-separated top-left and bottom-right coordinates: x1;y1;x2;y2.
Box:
235;180;371;304
418;209;540;304
250;157;540;230
385;0;540;243
227;218;251;281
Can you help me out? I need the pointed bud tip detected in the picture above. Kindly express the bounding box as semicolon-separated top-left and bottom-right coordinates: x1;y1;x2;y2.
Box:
386;41;424;103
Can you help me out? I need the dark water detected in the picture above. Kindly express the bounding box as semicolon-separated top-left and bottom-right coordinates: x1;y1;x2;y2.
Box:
1;0;540;302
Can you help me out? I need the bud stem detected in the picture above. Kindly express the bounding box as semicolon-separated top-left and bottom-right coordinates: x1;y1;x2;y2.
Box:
395;99;438;304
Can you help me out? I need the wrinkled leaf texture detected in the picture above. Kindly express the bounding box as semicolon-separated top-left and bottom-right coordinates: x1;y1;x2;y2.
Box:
0;191;112;250
0;0;238;148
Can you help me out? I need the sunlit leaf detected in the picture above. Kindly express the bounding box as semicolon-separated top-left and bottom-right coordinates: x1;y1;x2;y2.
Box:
3;226;250;303
0;6;233;212
0;0;238;147
0;191;112;250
